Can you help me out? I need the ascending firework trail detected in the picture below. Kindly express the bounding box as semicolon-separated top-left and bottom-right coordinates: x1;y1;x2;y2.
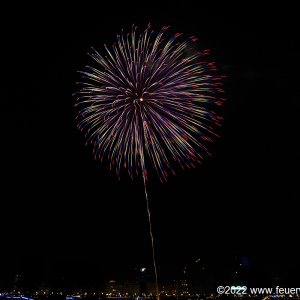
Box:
75;24;224;299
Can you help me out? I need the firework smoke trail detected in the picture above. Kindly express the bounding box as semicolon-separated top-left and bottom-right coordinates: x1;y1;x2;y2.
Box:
75;24;224;299
142;165;159;299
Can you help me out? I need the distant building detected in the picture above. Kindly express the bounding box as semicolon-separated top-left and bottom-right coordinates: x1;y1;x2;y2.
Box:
138;268;148;296
122;280;139;296
104;280;121;296
179;279;189;296
145;281;157;296
160;280;178;296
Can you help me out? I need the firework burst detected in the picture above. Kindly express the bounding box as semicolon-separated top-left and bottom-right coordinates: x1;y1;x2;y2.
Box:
75;24;224;300
75;24;224;182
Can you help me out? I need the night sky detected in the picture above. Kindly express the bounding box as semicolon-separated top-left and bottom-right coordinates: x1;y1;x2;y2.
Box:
2;2;299;288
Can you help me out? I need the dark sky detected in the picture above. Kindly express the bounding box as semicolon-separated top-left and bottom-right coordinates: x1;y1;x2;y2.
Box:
2;2;299;286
